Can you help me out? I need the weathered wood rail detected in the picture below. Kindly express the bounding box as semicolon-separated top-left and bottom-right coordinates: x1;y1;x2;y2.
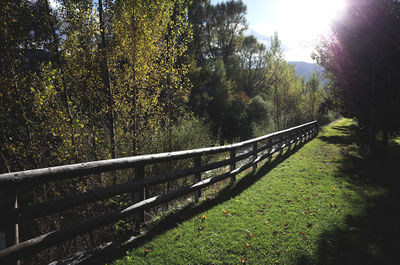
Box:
0;121;318;263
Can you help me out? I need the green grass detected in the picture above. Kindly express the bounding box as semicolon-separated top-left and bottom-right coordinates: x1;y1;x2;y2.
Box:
111;119;399;265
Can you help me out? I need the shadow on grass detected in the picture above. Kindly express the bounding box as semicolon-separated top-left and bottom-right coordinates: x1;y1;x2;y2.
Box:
65;140;312;265
297;125;400;265
319;124;360;146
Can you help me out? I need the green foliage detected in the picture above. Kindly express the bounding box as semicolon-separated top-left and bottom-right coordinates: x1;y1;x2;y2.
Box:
1;0;193;263
235;35;268;98
305;71;324;120
187;4;327;142
146;115;215;154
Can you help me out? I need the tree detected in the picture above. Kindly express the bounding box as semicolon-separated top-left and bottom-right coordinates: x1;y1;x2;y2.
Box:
206;60;233;141
305;71;324;120
315;0;400;152
110;0;191;156
236;35;268;98
98;0;117;161
265;33;306;130
205;0;247;76
187;0;211;66
1;0;194;263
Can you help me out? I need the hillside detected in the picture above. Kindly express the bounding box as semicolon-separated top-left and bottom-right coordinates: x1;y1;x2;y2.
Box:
288;61;323;79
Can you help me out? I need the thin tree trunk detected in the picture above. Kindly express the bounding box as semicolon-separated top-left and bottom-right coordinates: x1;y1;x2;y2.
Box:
44;0;78;160
382;128;389;154
0;148;10;173
131;4;138;157
98;0;117;185
12;67;39;169
367;79;376;154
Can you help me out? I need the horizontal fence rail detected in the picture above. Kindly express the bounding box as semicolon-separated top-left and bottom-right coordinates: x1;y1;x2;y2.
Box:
0;121;318;263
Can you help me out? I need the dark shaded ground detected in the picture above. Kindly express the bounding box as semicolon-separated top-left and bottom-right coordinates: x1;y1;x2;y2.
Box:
298;124;400;265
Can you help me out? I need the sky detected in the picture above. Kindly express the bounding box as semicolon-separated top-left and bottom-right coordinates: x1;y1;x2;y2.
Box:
211;0;346;63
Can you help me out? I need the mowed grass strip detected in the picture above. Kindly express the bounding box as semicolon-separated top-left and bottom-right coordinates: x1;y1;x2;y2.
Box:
112;119;389;265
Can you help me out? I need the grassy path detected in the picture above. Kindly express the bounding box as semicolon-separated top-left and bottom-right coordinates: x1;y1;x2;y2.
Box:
112;119;399;265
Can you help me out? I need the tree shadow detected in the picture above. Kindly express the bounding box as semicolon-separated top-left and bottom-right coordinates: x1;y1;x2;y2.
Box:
296;126;400;265
319;124;360;146
51;139;312;265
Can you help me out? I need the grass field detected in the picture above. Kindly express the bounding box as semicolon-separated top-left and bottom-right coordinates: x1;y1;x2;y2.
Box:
111;119;400;265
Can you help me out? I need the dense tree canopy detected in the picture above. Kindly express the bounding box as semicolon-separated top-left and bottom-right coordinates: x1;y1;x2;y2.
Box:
315;0;400;151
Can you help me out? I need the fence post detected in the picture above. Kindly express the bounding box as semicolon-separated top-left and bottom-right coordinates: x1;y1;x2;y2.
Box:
298;128;303;144
267;137;273;161
133;164;145;232
230;148;236;184
293;129;299;148
0;189;17;251
252;142;258;172
287;130;292;152
194;155;201;203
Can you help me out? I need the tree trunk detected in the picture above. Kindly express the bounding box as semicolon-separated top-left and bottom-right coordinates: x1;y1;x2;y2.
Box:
45;0;78;160
367;80;376;154
98;0;117;163
131;4;138;158
382;128;389;154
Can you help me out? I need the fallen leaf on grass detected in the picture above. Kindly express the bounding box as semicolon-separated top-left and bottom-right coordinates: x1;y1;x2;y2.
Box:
306;222;313;228
245;230;253;237
245;243;251;249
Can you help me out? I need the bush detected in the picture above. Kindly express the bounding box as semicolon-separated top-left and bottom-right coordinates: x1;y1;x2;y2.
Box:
317;110;342;126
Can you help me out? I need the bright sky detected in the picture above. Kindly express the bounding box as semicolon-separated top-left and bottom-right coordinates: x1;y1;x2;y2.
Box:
211;0;346;63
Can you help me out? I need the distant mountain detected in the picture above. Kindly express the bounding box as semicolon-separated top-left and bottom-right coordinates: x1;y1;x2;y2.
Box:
288;61;323;79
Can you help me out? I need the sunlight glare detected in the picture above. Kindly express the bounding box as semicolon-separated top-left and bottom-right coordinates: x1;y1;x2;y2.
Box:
278;0;346;42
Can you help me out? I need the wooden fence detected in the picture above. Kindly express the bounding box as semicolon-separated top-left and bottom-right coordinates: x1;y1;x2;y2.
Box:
0;121;318;263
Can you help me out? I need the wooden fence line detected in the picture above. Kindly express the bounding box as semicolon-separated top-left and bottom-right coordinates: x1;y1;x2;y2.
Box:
0;121;318;263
